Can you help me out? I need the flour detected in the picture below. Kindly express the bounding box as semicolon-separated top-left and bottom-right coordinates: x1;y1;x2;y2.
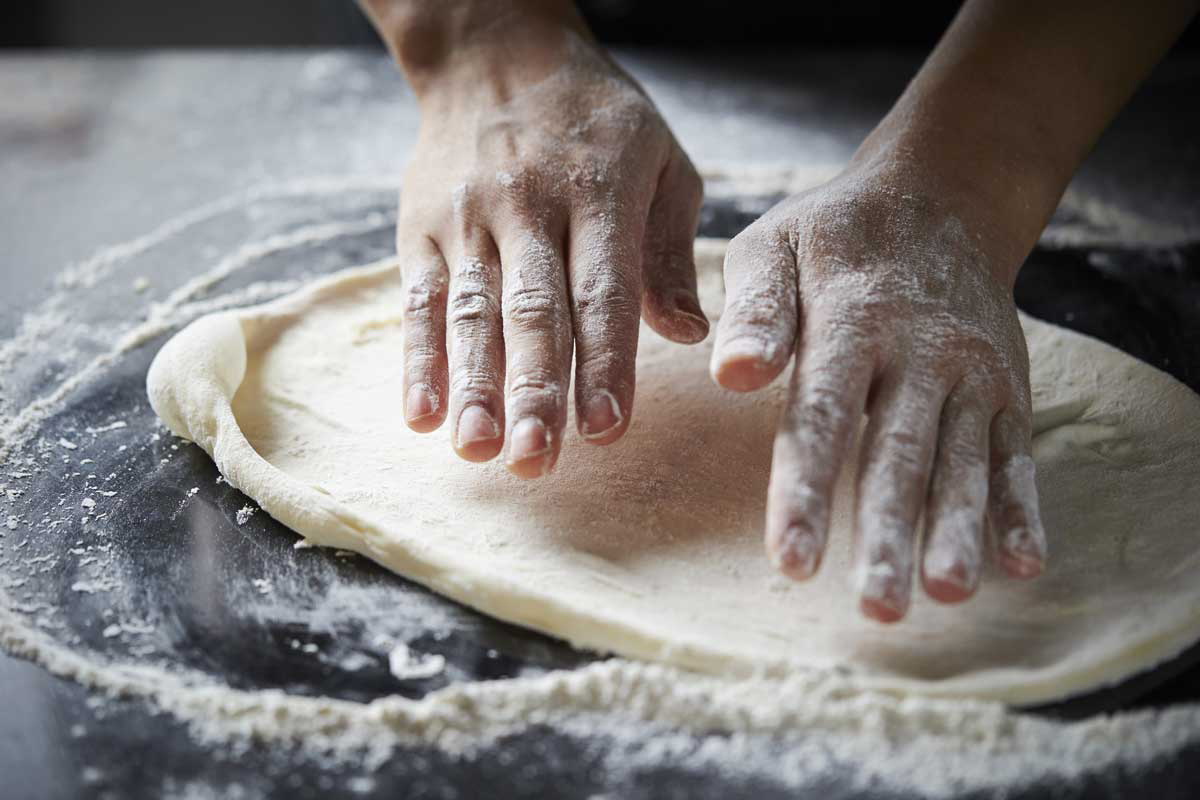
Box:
1;170;1199;795
387;643;446;681
3;591;1200;794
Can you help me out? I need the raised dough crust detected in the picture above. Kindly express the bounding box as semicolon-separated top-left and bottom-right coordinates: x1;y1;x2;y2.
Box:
147;238;1200;705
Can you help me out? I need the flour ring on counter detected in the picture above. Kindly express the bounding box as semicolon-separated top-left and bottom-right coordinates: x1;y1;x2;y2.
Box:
147;237;1200;705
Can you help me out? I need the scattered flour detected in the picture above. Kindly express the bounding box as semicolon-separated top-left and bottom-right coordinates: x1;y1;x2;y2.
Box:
3;589;1200;795
236;505;257;525
86;420;128;435
387;643;446;681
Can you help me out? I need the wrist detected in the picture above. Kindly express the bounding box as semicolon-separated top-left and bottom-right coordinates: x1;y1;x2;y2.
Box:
850;97;1069;287
362;0;591;102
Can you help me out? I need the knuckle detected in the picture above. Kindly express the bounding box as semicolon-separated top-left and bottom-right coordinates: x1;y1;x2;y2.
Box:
942;384;992;429
507;372;565;411
449;372;500;401
504;284;564;329
402;272;447;319
568;160;616;194
819;299;891;341
725;224;773;266
448;287;496;326
954;369;1002;405
448;259;497;327
495;165;541;206
938;419;985;463
573;275;639;320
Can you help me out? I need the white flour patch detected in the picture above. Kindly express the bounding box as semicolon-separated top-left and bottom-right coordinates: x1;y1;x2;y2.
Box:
387;643;446;681
86;421;128;435
3;590;1200;794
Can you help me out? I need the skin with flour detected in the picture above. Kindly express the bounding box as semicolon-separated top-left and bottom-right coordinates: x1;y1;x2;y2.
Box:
359;0;1200;621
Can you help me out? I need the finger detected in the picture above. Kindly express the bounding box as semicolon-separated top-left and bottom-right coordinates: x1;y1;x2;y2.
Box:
765;324;874;580
444;228;505;462
988;408;1047;578
497;230;573;478
920;384;990;603
854;372;948;623
568;197;648;445
710;225;798;392
640;155;709;344
398;234;450;433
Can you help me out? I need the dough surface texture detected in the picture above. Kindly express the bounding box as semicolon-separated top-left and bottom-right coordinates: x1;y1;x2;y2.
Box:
147;238;1200;705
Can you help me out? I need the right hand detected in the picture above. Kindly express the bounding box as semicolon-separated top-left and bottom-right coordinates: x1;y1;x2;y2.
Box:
386;6;708;478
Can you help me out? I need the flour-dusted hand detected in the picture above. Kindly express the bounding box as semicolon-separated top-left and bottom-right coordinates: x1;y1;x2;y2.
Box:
707;0;1197;622
364;1;706;478
712;160;1047;622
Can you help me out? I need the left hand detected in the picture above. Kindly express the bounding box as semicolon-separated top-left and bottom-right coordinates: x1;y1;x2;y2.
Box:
710;161;1047;622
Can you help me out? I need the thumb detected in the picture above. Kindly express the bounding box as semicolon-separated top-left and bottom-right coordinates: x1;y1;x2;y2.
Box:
709;219;799;392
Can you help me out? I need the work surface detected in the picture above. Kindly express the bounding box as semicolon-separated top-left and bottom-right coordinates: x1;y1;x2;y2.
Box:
2;49;1200;800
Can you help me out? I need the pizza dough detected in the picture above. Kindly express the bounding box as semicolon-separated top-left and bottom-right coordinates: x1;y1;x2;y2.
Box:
147;238;1200;705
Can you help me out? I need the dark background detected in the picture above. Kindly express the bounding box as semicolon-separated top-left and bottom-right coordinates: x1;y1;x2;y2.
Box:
2;0;1198;50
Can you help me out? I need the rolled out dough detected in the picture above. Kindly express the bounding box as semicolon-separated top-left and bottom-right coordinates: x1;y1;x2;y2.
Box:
147;238;1200;705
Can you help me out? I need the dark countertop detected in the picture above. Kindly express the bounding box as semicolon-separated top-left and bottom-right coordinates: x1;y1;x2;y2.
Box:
1;49;1199;800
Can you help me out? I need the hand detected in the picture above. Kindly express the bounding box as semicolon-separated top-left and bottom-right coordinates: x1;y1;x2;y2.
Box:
711;161;1047;622
392;17;707;478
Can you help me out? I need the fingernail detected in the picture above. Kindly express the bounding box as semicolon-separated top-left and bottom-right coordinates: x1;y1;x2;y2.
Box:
858;558;910;623
710;337;784;388
667;289;709;339
581;390;624;440
456;405;499;448
406;385;437;421
924;544;978;596
1001;526;1045;577
773;524;821;578
509;417;550;463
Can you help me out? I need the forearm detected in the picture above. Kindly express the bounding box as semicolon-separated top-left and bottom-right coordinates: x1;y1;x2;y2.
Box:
359;0;591;100
853;0;1198;279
